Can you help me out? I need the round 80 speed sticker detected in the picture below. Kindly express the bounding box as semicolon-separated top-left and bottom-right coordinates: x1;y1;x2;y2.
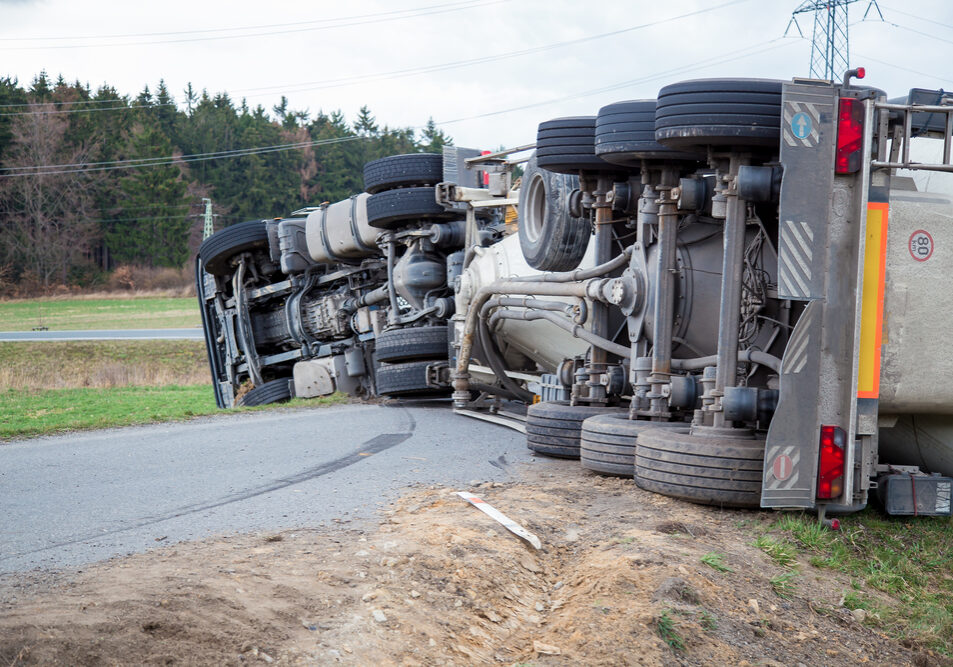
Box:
909;229;934;262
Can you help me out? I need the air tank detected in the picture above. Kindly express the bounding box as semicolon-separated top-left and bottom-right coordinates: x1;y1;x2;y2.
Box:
306;193;380;264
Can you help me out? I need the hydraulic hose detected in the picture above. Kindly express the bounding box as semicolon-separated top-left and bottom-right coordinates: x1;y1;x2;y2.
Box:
480;296;587;324
452;247;634;407
670;349;781;374
476;318;535;403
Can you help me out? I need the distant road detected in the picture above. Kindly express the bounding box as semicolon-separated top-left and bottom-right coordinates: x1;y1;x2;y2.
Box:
0;328;204;341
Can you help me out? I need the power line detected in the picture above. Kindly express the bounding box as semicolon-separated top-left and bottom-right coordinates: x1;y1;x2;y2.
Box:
853;52;953;86
439;37;796;125
0;102;175;117
1;0;752;117
0;134;358;173
0;0;507;50
0;97;134;109
0;34;797;178
873;2;953;33
234;0;754;98
101;203;199;211
0;135;370;178
90;214;195;224
870;18;953;47
0;0;485;42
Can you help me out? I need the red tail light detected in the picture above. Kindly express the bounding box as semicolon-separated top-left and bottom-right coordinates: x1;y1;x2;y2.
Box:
817;425;846;499
481;150;491;186
835;97;864;174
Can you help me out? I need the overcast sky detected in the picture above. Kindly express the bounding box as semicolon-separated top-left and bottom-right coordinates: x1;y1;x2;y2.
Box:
2;0;952;150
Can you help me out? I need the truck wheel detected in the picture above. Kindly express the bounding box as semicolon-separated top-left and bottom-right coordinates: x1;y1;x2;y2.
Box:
526;400;619;459
363;153;443;194
237;378;294;407
535;116;618;175
375;360;448;397
635;427;765;508
517;155;590;272
375;325;449;363
655;78;783;150
366;187;457;229
595;100;703;167
580;413;684;477
199;220;270;276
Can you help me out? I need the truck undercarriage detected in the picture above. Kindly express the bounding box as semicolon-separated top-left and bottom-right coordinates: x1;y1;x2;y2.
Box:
197;73;953;518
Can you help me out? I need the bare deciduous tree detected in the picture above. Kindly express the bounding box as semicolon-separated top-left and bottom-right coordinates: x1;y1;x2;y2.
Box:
0;104;100;287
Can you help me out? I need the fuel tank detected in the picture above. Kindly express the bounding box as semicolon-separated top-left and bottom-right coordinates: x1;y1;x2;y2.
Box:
305;193;380;264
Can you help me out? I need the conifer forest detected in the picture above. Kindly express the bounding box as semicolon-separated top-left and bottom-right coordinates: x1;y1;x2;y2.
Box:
0;72;452;290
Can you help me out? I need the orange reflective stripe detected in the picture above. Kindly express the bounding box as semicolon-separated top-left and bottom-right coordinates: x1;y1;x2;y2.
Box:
857;202;889;398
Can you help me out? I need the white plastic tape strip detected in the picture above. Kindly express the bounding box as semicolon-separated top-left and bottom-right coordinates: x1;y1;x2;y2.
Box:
456;492;541;550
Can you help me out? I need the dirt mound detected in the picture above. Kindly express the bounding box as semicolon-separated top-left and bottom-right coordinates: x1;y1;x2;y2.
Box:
0;466;940;666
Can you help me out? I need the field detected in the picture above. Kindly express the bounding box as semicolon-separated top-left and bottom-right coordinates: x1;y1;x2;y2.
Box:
0;385;218;439
0;340;210;390
0;296;200;331
0;339;344;439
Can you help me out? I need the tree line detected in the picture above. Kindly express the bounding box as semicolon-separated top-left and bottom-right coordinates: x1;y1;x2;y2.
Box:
0;72;451;290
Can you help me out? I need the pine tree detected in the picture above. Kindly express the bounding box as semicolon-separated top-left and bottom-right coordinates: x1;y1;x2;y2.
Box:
184;82;197;116
420;117;452;152
107;122;190;267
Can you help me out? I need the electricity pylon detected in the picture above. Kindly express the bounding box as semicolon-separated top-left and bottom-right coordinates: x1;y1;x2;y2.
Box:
202;198;216;240
786;1;883;80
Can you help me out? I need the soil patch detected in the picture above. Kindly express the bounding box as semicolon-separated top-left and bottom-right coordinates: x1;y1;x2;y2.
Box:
0;465;944;666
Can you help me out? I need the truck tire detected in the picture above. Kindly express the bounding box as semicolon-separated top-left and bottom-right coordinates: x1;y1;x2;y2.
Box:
526;400;619;459
535;116;618;175
375;325;449;363
595;100;703;167
366;186;457;229
363;153;443;194
237;378;293;407
635;427;765;508
375;360;448;397
580;413;684;477
517;155;590;272
654;78;783;150
199;220;270;276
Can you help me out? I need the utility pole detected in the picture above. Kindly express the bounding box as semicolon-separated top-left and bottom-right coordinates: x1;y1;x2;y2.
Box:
786;1;883;80
202;197;216;240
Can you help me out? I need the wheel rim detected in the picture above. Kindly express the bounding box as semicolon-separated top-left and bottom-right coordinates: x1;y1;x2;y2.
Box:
523;171;547;245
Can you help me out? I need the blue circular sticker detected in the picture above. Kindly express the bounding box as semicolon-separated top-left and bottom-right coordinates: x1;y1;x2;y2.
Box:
792;112;812;139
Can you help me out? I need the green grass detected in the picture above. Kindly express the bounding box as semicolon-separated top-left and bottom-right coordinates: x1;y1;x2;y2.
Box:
0;385;348;439
768;511;953;654
700;552;732;572
656;610;685;651
0;297;199;331
697;610;717;631
754;534;800;568
769;570;798;598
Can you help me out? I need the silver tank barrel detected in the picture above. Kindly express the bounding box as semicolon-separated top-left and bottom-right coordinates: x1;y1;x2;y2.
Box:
306;193;380;264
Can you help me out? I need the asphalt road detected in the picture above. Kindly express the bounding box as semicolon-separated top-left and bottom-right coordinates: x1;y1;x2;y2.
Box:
0;402;537;574
0;328;203;341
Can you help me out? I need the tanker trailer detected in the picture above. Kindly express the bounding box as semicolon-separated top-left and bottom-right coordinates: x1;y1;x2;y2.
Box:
453;74;953;517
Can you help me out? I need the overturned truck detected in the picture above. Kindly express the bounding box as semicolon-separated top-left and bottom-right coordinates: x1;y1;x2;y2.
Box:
197;73;953;517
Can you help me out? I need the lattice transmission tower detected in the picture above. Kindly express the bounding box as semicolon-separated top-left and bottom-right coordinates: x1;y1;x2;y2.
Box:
787;1;883;80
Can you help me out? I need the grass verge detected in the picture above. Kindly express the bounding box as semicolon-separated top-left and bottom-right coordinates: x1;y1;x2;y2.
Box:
0;296;199;331
0;340;210;390
0;385;348;440
765;510;953;655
